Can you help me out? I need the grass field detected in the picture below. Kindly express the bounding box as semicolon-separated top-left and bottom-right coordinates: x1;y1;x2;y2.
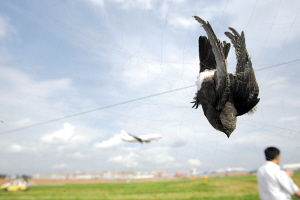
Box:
1;172;299;200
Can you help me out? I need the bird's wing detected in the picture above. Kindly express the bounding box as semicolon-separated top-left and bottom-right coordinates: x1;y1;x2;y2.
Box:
191;36;216;109
198;36;231;73
198;36;216;72
192;33;230;109
194;16;230;110
225;28;260;116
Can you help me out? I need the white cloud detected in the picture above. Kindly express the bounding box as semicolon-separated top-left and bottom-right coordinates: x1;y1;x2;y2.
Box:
1;0;300;174
285;99;300;108
112;0;154;10
0;16;10;39
121;58;163;87
85;0;154;9
0;67;72;97
142;147;175;165
188;159;202;167
278;116;299;122
7;143;37;153
13;118;34;127
0;67;82;130
170;138;187;148
154;153;174;164
118;49;196;89
263;76;287;91
108;146;176;169
8;143;24;153
53;163;68;169
222;0;300;49
85;0;104;6
109;152;138;167
266;96;300;108
41;123;76;144
169;16;197;29
69;152;86;159
94;132;124;148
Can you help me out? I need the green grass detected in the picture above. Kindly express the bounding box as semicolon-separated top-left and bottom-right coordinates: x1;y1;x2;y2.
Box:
1;172;299;200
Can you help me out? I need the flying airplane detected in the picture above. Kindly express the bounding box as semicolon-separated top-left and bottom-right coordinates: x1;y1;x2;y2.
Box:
120;130;162;143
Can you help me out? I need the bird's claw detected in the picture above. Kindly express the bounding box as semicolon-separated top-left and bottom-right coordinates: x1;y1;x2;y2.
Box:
191;98;200;109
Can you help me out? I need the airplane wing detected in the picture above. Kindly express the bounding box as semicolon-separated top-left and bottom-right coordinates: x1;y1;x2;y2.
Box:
139;135;162;142
120;130;162;143
128;133;144;143
121;138;139;143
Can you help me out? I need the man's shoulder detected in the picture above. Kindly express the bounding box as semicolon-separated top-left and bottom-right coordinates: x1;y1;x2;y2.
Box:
257;162;279;174
258;163;268;171
257;165;267;178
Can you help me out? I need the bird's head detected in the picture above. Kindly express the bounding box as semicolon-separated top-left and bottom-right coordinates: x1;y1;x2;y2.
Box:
224;129;233;138
220;102;237;138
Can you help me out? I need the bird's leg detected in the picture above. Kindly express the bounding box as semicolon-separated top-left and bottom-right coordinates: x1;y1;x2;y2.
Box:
191;92;201;109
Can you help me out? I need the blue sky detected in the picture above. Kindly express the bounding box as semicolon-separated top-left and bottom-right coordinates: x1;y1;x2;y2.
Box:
0;0;300;174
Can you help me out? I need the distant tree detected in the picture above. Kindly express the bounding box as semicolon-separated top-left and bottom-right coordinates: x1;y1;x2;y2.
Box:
21;174;31;181
0;174;6;179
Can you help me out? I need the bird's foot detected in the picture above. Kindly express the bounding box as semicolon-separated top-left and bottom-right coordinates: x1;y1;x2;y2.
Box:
191;101;199;109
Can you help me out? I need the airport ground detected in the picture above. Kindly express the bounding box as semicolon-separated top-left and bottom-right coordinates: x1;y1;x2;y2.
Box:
0;171;299;200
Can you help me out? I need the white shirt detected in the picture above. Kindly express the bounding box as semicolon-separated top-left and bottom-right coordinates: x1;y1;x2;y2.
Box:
257;161;299;200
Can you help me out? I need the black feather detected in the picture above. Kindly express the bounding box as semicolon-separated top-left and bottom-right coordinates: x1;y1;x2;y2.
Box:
199;36;216;72
192;16;260;137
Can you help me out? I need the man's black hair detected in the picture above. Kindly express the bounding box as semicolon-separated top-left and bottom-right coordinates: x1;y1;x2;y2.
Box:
264;146;280;161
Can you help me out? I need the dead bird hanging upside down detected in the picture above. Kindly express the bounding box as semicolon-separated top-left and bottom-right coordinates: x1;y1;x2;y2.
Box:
191;16;260;138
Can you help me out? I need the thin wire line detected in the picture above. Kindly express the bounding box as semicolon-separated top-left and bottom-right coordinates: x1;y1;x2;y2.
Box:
256;58;300;71
257;0;283;61
244;0;258;32
272;7;300;61
1;58;300;135
0;85;194;135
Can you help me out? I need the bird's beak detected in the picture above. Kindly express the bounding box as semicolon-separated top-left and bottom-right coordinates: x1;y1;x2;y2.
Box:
225;131;231;138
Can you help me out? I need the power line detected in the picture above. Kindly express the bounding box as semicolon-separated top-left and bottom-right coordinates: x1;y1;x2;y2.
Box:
0;85;194;135
244;0;258;32
256;58;300;71
1;58;300;135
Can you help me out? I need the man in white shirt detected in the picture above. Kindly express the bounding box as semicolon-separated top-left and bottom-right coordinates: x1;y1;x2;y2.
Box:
257;146;300;200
